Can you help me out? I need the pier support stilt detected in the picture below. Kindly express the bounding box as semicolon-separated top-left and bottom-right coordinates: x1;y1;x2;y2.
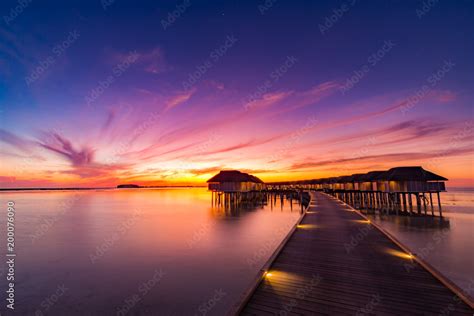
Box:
408;193;413;214
423;193;427;215
402;193;407;214
416;194;421;215
430;192;434;216
437;192;442;217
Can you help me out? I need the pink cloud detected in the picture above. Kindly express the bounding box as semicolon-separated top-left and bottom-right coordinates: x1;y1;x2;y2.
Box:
38;133;94;167
245;91;293;111
289;146;474;171
164;88;196;112
429;90;457;103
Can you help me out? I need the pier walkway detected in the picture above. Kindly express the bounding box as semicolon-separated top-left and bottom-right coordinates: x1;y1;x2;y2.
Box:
241;192;472;315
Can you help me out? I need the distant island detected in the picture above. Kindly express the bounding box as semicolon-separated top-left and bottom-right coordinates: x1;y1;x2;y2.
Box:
117;184;141;188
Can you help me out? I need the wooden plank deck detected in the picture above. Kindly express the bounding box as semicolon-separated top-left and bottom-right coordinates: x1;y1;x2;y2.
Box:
240;192;473;315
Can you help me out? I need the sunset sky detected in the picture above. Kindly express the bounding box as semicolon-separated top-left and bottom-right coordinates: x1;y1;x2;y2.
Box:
0;0;473;188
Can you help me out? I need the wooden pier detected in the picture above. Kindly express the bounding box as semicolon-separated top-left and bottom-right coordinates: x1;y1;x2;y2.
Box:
239;192;473;315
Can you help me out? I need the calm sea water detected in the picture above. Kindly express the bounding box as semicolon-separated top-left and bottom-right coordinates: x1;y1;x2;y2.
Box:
366;188;474;299
0;188;301;315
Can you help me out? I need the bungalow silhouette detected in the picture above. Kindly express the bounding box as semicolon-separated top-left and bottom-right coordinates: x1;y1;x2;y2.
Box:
375;166;447;193
375;166;447;215
207;170;264;192
359;171;386;191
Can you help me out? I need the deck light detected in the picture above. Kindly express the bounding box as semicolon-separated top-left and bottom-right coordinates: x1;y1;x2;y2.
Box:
296;224;318;229
352;219;371;224
385;248;413;260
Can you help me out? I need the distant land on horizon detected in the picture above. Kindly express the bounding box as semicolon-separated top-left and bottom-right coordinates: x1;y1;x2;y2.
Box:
0;185;473;191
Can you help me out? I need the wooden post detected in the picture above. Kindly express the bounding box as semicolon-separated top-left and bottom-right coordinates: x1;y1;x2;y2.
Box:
395;193;402;215
386;192;392;214
376;192;382;210
408;193;413;214
429;192;434;216
437;192;442;217
390;193;394;214
300;192;303;213
402;193;407;213
423;193;427;215
416;194;421;215
380;193;383;211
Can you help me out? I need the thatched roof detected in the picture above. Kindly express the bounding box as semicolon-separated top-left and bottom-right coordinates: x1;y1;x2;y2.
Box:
207;170;264;183
359;171;386;182
248;175;264;183
376;166;447;181
231;166;447;186
336;176;353;183
348;173;366;182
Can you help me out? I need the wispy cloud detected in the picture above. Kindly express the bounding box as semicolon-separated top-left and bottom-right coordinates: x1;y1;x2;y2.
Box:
0;129;34;153
289;146;474;171
164;88;196;112
38;132;95;167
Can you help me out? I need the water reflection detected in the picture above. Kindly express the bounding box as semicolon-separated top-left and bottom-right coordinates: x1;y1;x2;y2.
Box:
365;189;473;298
210;191;304;216
0;188;301;315
368;213;451;229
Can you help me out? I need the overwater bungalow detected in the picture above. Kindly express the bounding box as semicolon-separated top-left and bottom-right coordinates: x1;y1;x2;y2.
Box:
325;179;333;190
310;179;322;190
340;176;354;191
375;166;447;216
376;166;447;193
317;178;329;190
342;175;355;191
359;171;386;191
332;176;344;191
207;170;263;192
248;175;265;191
207;170;267;208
